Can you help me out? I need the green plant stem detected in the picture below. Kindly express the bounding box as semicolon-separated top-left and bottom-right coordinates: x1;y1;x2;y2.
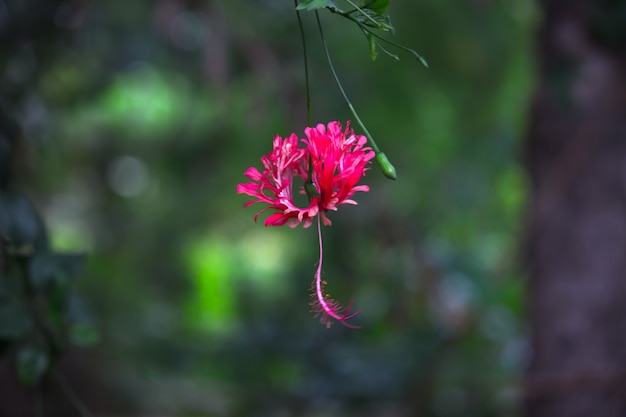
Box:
316;11;397;179
294;0;312;126
360;26;428;67
295;1;320;197
344;0;380;27
314;11;380;153
315;10;398;180
53;368;96;417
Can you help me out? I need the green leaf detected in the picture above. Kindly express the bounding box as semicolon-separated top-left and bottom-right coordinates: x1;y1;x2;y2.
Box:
69;324;100;347
296;0;338;11
17;345;50;387
348;7;393;31
363;0;389;15
65;295;99;347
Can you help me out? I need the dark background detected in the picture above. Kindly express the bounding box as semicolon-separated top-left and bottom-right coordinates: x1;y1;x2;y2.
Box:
2;0;625;416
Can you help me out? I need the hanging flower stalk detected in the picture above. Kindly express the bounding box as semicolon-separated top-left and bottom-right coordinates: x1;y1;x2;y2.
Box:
237;1;426;328
237;121;373;327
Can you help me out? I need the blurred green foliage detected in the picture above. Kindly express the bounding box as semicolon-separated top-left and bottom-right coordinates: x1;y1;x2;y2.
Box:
1;0;537;415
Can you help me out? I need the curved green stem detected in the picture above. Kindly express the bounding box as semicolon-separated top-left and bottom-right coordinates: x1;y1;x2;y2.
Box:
315;11;397;179
344;0;380;27
360;25;428;67
315;11;377;151
295;1;321;196
294;0;312;126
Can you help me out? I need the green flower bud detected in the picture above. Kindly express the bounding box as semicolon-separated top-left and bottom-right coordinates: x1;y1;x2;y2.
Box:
375;152;397;180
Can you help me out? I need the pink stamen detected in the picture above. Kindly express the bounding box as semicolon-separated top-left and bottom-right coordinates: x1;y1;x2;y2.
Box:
311;216;361;328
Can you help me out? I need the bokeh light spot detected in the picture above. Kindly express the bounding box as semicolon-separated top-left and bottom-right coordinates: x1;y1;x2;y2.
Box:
107;155;151;198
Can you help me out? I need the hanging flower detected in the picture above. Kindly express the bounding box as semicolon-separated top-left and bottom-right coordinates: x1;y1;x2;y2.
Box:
236;133;312;227
237;121;374;327
237;121;374;228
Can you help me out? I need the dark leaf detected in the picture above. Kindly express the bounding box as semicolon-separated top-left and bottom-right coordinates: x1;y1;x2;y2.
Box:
0;191;48;253
65;294;98;346
0;278;33;340
29;252;86;292
16;345;50;387
0;299;33;340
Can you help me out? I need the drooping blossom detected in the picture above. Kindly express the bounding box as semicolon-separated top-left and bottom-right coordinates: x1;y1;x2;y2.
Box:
237;121;374;327
236;133;312;227
237;121;374;228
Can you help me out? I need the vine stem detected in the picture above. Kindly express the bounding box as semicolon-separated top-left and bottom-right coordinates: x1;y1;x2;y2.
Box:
295;1;320;196
315;11;379;152
344;0;380;27
315;10;397;179
294;0;312;126
360;25;429;67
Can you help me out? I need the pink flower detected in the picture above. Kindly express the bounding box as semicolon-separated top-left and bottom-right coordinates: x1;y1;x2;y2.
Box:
237;121;374;228
236;133;313;227
237;121;374;327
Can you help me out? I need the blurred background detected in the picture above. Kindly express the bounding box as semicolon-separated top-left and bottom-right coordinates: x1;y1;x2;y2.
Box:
1;0;547;416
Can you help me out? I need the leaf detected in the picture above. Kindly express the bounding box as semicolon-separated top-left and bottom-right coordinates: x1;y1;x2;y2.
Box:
0;279;33;340
17;345;50;387
0;191;49;253
65;295;99;347
362;0;389;15
0;299;33;340
348;7;393;31
69;324;100;347
29;252;86;292
296;0;338;11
